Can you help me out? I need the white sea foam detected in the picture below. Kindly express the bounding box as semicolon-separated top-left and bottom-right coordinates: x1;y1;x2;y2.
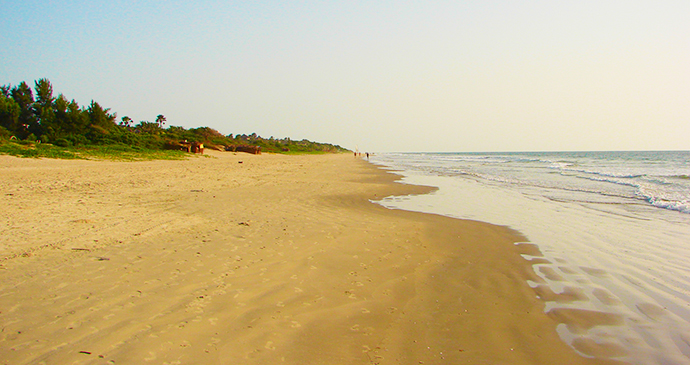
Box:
370;151;690;365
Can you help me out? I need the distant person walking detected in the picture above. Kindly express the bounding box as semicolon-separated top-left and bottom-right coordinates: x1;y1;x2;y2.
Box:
366;152;369;160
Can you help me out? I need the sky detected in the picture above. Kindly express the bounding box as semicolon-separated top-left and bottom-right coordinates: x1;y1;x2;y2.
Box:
1;0;688;152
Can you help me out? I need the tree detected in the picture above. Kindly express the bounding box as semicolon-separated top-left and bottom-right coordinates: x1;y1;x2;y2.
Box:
135;121;160;134
11;82;36;138
120;116;132;127
62;98;88;138
45;93;78;142
34;78;54;107
86;101;116;141
155;114;166;128
0;85;10;98
0;91;21;135
33;78;56;140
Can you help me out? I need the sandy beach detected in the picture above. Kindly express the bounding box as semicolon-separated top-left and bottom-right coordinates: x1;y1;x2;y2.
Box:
0;152;625;364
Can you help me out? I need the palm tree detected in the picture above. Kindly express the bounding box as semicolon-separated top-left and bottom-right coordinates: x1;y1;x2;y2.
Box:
120;116;132;127
155;114;166;128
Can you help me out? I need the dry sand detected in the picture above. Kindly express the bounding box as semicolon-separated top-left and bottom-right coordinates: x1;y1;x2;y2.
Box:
0;151;626;364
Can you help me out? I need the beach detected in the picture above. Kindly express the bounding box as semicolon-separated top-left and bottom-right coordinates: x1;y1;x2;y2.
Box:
0;152;624;364
373;151;690;364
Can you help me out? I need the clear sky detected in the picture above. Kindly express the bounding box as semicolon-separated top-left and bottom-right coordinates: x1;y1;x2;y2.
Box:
1;1;688;152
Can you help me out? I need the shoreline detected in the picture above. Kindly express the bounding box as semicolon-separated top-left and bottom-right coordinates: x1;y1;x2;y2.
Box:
0;152;624;364
371;152;690;364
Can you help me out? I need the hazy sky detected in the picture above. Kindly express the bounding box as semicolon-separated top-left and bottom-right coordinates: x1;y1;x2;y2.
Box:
2;1;688;152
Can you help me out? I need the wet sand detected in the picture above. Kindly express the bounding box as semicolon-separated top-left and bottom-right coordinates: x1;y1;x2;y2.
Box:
0;152;625;364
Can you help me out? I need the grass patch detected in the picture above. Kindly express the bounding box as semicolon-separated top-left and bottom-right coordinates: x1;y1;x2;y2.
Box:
0;141;189;161
78;145;188;161
0;141;83;159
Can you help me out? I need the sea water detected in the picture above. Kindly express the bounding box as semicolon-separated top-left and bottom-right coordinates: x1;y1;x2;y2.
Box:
369;151;690;365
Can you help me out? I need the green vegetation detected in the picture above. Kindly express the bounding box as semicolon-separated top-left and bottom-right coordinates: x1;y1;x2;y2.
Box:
0;79;349;159
0;139;189;161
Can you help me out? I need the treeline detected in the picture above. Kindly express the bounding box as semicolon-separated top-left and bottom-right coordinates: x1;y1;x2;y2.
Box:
0;79;348;154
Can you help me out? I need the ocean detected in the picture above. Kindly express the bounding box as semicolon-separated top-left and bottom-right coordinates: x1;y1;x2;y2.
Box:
369;151;690;365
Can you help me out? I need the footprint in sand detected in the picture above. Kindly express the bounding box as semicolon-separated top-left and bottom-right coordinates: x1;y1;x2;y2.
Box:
294;287;303;293
581;266;608;278
637;302;668;322
592;288;622;306
361;308;370;314
559;266;578;275
212;288;227;296
539;266;565;281
291;321;301;328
